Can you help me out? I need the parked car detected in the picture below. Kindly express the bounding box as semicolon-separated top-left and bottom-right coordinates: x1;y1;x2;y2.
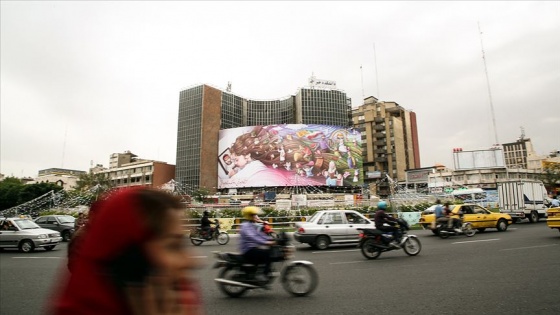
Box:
34;215;75;242
0;217;62;253
419;204;512;234
546;207;560;234
294;210;374;250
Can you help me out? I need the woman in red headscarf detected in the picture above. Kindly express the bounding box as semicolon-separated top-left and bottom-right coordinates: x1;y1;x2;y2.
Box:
50;187;204;315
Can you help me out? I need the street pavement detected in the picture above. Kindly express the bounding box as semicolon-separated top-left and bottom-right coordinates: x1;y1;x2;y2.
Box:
1;222;559;315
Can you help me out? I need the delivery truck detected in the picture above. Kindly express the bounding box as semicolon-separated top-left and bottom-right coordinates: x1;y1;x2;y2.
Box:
497;180;549;223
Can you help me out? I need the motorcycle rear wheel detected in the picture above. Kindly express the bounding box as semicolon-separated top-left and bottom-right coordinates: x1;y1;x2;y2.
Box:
190;231;204;246
438;227;450;239
217;232;230;245
402;237;421;256
217;266;248;298
281;263;318;297
360;239;382;260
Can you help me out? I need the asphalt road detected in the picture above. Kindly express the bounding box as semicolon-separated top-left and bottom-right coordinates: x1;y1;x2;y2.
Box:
1;222;559;315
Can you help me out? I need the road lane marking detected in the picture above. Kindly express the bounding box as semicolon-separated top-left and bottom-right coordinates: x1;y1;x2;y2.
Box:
500;244;559;251
452;238;500;244
312;249;359;254
329;260;366;265
12;257;63;259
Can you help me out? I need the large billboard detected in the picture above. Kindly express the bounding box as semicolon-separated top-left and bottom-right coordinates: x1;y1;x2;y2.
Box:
453;148;505;170
218;124;363;188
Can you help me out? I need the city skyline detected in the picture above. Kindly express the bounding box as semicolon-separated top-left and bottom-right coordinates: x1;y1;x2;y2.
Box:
1;1;558;178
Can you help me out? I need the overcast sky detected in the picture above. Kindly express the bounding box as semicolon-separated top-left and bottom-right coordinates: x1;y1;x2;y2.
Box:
1;1;559;178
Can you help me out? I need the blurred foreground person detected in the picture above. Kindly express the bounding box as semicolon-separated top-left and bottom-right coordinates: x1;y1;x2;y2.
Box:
50;187;204;315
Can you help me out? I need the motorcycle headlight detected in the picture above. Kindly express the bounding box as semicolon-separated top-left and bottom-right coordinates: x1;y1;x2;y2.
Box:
37;234;47;239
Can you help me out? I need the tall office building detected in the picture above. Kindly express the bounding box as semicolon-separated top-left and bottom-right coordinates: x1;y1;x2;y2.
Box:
176;82;351;192
352;96;420;197
502;136;535;169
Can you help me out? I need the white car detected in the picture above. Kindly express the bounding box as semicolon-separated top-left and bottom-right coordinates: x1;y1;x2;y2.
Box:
293;210;375;250
0;217;63;253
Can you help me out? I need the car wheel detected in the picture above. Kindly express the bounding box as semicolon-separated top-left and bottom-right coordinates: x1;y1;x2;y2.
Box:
528;211;539;223
19;240;35;253
44;245;56;251
496;219;508;232
62;230;71;242
477;228;486;233
314;236;330;250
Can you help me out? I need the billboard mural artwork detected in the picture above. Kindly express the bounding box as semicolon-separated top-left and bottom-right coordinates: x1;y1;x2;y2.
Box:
218;124;363;189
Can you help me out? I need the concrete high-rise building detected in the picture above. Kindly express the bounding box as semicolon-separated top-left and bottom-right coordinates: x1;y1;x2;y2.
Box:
352;96;420;197
176;83;352;192
502;137;535;169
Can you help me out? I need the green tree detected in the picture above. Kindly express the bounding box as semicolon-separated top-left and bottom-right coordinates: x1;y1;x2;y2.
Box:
0;177;25;210
18;182;63;204
192;187;211;203
74;171;113;197
540;161;560;195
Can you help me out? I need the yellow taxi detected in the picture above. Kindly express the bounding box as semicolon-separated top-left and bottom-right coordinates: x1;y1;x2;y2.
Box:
419;204;513;234
546;207;560;234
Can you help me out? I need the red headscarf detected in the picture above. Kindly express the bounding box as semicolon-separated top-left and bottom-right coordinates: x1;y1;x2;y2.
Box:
50;187;155;315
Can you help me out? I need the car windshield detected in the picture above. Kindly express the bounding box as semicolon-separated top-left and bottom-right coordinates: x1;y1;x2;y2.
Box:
307;212;323;223
58;216;75;224
13;219;40;230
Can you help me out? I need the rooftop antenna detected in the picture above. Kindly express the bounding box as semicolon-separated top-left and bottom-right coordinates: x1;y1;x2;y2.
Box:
360;65;365;100
519;126;525;140
478;22;499;146
226;81;232;92
373;43;380;99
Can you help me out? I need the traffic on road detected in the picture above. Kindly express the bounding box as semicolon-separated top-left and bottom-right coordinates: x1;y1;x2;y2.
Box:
1;219;559;315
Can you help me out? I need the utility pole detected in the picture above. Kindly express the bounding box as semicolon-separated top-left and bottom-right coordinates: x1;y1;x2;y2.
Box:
478;22;499;146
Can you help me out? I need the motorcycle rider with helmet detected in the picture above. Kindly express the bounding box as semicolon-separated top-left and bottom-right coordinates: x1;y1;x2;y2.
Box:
200;210;216;239
374;201;401;248
240;206;275;282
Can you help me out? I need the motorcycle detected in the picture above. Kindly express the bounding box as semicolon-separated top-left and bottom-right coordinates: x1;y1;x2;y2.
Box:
437;220;476;239
213;232;319;297
190;221;230;246
357;218;422;260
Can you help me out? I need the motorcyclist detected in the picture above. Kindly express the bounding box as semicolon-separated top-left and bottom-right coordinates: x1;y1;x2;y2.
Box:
434;199;448;228
240;206;275;282
551;196;560;208
444;202;462;233
200;210;216;239
374;201;401;248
